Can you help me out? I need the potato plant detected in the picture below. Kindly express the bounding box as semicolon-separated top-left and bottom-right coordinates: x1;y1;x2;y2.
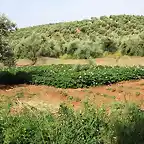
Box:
1;64;144;88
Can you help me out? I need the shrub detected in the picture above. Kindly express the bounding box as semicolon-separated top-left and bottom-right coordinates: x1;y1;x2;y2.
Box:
120;34;144;56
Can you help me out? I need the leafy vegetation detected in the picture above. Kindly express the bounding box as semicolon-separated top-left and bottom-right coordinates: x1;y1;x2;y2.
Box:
1;64;144;88
9;14;144;62
0;13;16;66
0;101;144;144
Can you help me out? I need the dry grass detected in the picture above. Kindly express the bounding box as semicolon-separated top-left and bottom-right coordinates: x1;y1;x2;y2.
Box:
16;56;144;67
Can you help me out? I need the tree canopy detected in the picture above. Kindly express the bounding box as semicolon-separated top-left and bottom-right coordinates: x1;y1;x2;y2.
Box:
0;13;17;66
9;14;144;60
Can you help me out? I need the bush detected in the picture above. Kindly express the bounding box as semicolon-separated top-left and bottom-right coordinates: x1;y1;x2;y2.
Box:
108;102;144;144
102;37;118;53
60;54;73;59
73;40;103;59
120;35;144;56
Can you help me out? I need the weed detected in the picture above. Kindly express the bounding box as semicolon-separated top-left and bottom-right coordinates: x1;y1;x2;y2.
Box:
102;94;109;97
106;87;112;91
88;58;96;66
119;85;124;88
111;96;116;99
106;87;116;92
111;88;116;92
60;91;68;97
74;97;81;102
96;92;101;95
82;89;89;92
136;92;141;97
28;93;37;98
118;89;123;93
88;90;93;94
68;96;74;101
15;91;24;99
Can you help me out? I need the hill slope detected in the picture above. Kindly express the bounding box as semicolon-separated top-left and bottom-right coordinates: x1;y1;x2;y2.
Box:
10;15;144;60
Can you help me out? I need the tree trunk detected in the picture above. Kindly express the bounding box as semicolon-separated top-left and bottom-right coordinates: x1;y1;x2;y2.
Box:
31;59;37;66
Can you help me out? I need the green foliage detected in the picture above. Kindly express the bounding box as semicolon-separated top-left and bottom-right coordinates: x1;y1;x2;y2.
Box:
9;14;144;60
0;102;144;143
1;64;144;88
88;58;96;66
0;38;15;66
120;34;144;56
0;13;16;66
108;102;144;144
60;54;73;59
14;33;62;64
102;37;118;53
15;32;45;65
62;39;103;59
73;40;103;59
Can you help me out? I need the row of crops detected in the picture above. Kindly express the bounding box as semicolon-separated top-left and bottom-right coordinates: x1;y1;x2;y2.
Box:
1;64;144;88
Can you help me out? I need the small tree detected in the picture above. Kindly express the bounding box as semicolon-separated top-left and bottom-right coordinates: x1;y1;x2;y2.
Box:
14;32;43;65
0;13;16;66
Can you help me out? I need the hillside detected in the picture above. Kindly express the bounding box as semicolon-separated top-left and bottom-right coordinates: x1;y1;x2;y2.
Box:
9;15;144;60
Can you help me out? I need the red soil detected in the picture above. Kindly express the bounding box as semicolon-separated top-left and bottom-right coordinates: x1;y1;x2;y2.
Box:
1;79;144;112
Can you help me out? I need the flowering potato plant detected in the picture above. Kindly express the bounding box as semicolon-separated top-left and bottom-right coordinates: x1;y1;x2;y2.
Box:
0;64;144;88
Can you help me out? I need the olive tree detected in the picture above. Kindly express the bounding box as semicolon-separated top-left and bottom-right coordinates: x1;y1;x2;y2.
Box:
14;32;43;65
0;13;16;66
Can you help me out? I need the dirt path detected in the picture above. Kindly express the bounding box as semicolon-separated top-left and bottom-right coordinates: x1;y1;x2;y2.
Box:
16;56;144;67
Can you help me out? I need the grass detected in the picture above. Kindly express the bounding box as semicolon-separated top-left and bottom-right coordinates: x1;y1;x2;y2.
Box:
15;91;24;98
60;91;68;97
68;96;74;101
16;56;144;67
96;92;101;95
135;91;141;97
74;97;81;102
106;87;116;92
118;89;123;93
106;87;113;91
0;100;144;144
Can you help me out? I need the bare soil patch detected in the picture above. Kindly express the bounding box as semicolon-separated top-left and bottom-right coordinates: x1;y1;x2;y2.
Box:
16;56;144;67
1;80;144;113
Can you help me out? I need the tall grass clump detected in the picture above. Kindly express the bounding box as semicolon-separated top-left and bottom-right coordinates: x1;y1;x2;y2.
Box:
0;101;144;143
